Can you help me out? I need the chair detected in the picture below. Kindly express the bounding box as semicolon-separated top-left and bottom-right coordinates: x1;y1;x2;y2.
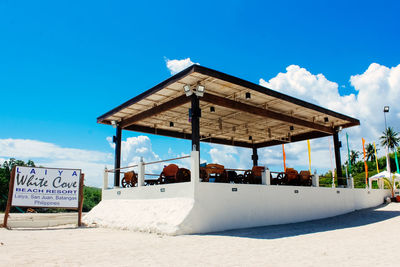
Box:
272;168;298;185
200;164;228;183
176;168;191;183
286;168;299;185
272;172;287;185
159;164;179;184
244;166;265;184
299;170;312;186
121;171;138;187
227;171;244;184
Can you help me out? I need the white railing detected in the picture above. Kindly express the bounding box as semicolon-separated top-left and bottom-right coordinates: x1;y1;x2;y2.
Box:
103;155;192;189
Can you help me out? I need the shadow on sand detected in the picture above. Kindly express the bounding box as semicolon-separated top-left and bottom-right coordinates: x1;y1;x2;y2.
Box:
203;204;400;239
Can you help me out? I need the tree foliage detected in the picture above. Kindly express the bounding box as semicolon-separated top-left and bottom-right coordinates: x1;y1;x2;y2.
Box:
380;127;400;151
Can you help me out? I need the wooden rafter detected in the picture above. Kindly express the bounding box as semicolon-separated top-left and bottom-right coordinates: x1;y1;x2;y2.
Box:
120;94;190;128
201;93;334;134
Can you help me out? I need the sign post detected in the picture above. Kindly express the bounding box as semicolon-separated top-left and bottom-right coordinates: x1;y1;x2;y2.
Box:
2;166;84;228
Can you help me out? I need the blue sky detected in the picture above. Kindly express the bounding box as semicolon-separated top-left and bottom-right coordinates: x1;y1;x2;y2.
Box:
1;1;399;186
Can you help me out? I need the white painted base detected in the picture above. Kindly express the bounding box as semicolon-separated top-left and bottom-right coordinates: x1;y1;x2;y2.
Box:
84;182;391;235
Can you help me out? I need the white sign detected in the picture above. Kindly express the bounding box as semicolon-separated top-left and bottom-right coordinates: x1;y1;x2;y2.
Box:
11;166;81;208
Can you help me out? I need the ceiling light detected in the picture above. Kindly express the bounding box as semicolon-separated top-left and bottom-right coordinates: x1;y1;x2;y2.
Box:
183;85;193;96
111;120;117;128
195;84;205;97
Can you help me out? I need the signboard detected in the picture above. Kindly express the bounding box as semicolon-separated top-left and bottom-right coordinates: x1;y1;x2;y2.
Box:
2;166;84;228
12;166;81;208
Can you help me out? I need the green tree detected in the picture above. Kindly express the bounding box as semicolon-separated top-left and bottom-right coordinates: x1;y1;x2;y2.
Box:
380;127;400;151
349;150;360;166
0;158;35;211
365;143;375;162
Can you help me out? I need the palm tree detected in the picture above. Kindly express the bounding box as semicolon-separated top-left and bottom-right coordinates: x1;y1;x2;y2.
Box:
380;127;400;151
365;143;375;162
349;150;359;165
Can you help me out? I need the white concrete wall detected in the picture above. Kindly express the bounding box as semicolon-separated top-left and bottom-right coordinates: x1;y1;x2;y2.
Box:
97;181;391;234
179;184;391;234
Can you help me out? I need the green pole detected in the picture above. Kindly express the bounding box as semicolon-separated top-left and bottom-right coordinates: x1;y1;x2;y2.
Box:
346;133;351;174
395;148;400;174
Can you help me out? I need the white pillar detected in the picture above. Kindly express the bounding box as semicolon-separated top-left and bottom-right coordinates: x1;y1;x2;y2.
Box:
190;150;200;184
312;171;319;187
138;157;145;187
348;176;354;189
262;169;270;185
103;168;108;190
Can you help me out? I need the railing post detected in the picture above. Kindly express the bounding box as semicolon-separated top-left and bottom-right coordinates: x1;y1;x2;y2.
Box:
103;168;108;190
262;169;270;185
138;157;145;187
312;171;319;187
190;150;200;184
347;175;354;188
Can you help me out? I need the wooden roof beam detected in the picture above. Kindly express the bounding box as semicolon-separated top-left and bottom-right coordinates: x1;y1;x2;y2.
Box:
125;124;254;148
255;131;331;148
201;93;334;134
119;94;190;128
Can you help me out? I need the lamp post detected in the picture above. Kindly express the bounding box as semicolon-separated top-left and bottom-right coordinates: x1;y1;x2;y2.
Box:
384;106;391;177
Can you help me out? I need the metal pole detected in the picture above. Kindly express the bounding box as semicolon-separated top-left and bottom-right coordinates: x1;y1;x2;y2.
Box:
191;94;200;152
384;110;391;176
252;146;258;167
333;131;345;186
114;125;122;187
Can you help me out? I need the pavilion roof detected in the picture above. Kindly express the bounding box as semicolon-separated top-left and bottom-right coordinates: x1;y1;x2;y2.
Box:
97;65;359;148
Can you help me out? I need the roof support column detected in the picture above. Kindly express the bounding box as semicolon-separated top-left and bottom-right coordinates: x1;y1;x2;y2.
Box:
191;94;200;152
252;146;258;167
333;131;345;186
114;125;122;188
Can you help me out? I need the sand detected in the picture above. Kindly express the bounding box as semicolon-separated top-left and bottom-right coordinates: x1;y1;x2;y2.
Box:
1;203;400;267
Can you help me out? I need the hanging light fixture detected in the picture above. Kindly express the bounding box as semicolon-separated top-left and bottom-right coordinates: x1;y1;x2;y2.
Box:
111;120;117;128
183;85;193;96
196;84;205;97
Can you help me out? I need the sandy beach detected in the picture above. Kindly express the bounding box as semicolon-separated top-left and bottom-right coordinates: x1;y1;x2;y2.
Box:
1;203;399;266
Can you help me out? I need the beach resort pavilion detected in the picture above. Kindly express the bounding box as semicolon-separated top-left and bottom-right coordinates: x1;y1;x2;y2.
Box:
98;65;360;187
88;65;394;235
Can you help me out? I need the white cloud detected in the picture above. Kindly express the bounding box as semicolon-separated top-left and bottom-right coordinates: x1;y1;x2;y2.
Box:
0;138;112;187
208;144;251;169
107;135;165;176
256;63;400;173
165;57;199;75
